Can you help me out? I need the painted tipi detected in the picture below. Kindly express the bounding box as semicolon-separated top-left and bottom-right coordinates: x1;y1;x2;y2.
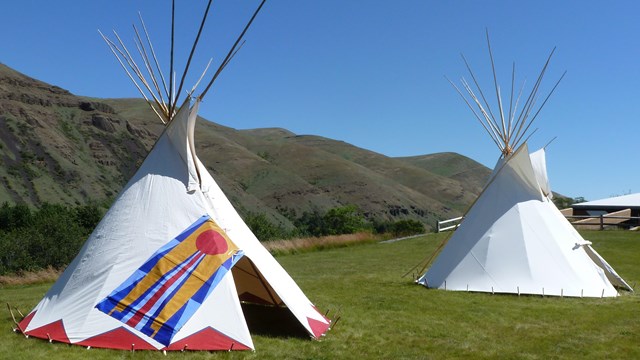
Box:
18;0;330;351
417;34;632;298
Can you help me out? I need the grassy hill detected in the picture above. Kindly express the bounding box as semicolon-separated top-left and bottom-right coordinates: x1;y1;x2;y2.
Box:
0;63;491;230
398;152;492;195
1;230;638;359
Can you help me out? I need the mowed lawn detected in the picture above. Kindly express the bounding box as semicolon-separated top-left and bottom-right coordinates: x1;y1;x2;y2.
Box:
1;230;638;359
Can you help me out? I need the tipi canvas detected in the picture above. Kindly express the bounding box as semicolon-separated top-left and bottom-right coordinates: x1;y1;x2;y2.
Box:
417;34;632;298
18;1;330;351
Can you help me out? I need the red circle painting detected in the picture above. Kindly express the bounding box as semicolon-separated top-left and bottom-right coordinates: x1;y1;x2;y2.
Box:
195;229;228;255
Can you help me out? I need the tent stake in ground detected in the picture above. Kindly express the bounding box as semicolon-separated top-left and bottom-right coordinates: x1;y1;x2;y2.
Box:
415;31;633;298
18;0;330;351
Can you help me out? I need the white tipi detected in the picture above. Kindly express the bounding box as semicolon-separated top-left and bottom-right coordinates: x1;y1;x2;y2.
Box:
417;35;632;298
18;1;330;351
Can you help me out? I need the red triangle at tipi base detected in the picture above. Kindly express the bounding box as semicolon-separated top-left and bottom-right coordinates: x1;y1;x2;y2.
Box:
307;317;331;338
21;314;70;344
75;327;156;350
17;311;36;332
164;327;251;351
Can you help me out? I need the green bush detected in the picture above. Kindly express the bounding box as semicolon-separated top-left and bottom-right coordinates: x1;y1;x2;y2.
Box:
322;205;366;235
0;202;103;275
0;202;34;230
0;229;33;274
388;219;424;237
244;212;291;241
294;205;368;237
74;203;104;230
294;209;326;237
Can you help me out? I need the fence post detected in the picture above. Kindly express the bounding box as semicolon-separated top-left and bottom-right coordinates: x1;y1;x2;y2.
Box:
436;221;440;233
600;215;604;230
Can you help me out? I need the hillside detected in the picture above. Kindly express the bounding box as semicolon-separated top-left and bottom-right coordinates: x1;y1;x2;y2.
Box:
0;63;155;206
397;152;491;196
0;63;490;229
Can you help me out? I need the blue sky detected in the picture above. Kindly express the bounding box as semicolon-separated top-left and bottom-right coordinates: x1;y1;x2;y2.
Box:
2;1;638;201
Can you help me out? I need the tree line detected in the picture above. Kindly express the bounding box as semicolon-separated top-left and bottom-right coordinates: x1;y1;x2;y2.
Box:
245;204;425;241
0;202;424;275
0;202;102;275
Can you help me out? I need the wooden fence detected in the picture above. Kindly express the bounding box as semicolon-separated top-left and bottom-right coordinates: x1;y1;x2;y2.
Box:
436;213;639;233
565;215;640;231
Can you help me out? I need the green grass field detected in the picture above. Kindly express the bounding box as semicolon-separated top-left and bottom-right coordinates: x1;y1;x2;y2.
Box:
1;230;638;359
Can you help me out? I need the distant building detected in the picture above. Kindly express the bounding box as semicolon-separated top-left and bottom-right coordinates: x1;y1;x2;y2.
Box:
567;193;640;230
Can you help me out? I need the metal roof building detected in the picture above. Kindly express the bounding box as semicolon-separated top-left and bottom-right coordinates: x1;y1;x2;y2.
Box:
573;193;640;213
570;193;640;230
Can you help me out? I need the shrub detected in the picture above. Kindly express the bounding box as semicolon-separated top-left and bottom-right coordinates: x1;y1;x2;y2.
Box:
322;205;366;235
294;209;326;237
0;202;33;230
294;205;368;237
0;202;103;275
389;219;425;237
32;203;88;269
0;230;33;274
74;203;104;231
245;212;290;241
